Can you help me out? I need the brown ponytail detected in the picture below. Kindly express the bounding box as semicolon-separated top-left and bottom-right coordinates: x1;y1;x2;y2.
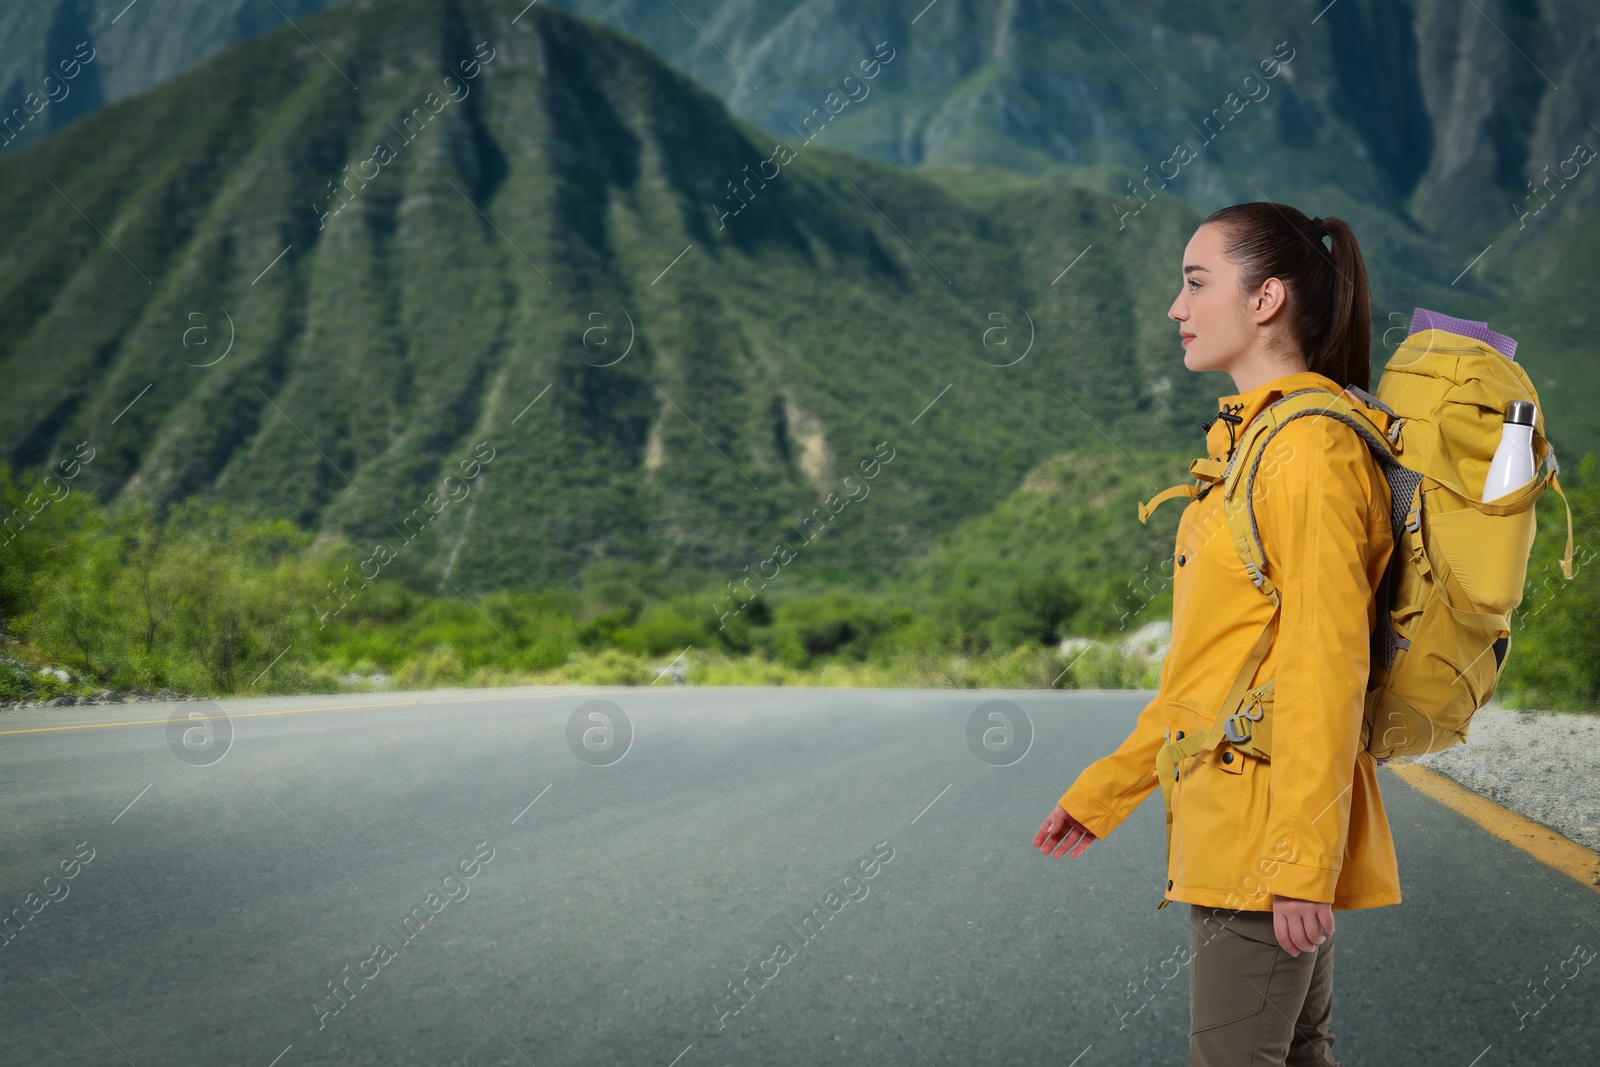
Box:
1201;202;1372;393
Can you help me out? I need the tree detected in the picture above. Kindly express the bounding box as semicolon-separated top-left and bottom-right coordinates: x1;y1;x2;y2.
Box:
1013;565;1082;646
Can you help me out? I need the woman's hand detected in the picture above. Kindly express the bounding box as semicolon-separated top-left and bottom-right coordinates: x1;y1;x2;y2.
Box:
1034;804;1097;858
1271;894;1333;956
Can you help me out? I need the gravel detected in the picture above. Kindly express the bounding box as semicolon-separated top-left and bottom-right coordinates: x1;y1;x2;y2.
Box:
1412;706;1600;855
1;692;202;709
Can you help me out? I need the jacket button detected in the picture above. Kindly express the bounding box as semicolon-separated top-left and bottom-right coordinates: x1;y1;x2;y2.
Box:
1175;730;1185;740
1177;554;1187;566
1167;879;1174;890
1222;751;1234;764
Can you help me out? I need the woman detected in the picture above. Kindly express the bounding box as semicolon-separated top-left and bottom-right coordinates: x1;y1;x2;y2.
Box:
1033;203;1401;1066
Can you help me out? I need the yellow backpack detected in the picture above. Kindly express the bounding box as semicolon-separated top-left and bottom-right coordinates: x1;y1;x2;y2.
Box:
1142;328;1576;812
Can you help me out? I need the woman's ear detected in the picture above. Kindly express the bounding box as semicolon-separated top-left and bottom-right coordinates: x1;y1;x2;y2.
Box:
1250;277;1291;324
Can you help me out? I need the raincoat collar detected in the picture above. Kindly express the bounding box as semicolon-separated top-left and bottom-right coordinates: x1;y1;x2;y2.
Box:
1204;369;1346;463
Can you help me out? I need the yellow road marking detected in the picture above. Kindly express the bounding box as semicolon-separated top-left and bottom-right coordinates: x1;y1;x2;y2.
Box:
1386;759;1600;896
0;692;572;737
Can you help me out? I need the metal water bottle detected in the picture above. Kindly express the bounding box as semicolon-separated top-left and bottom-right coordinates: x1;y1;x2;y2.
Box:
1483;400;1537;503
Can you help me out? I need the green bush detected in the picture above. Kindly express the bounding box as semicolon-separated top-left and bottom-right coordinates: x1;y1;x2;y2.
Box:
0;447;1594;709
1055;643;1164;689
762;591;888;666
613;606;706;657
0;653;37;700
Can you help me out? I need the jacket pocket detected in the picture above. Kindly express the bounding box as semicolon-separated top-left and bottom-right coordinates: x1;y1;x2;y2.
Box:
1171;712;1248;892
1199;741;1245;775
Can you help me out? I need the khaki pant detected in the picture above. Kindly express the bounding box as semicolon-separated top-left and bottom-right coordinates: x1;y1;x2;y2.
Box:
1187;905;1341;1066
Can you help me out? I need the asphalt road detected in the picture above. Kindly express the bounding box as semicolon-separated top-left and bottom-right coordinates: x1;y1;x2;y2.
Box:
2;686;1596;1066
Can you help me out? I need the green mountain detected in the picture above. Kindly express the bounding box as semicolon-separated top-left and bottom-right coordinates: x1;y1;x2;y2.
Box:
2;0;1594;604
13;0;1598;255
544;0;1600;441
0;0;1218;596
10;0;1596;451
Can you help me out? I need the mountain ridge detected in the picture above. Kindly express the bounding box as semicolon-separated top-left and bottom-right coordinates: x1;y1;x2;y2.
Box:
3;0;1594;598
0;0;1226;593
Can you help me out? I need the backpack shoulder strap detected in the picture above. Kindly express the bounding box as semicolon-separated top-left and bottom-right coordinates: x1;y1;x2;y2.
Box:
1220;388;1407;610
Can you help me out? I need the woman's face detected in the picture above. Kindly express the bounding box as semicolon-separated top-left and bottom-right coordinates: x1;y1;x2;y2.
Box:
1168;223;1263;377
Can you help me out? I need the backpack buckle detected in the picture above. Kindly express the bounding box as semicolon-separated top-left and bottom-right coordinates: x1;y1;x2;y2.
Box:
1404;508;1421;533
1223;699;1264;743
1244;560;1265;588
1386;418;1404;444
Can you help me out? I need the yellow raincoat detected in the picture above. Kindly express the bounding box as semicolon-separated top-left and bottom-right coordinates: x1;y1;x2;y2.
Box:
1058;370;1402;912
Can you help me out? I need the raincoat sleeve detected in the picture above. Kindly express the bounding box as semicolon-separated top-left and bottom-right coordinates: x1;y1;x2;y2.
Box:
1254;417;1388;903
1055;693;1165;837
1056;653;1173;838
